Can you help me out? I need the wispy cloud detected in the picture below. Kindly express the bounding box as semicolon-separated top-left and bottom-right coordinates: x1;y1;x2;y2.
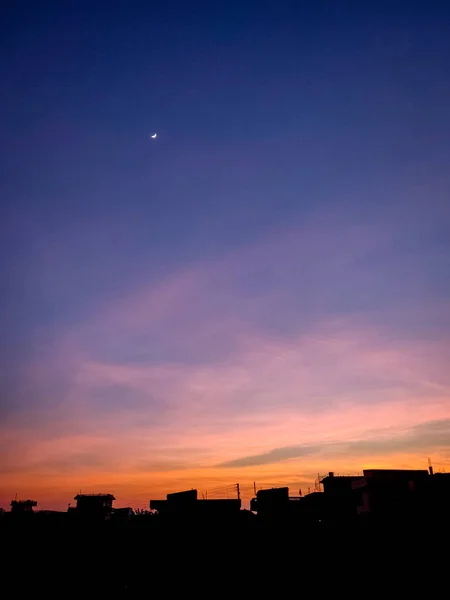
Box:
1;217;449;508
217;418;450;468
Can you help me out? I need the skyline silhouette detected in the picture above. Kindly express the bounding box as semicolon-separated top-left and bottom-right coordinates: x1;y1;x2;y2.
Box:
2;459;449;513
4;466;449;529
5;469;449;596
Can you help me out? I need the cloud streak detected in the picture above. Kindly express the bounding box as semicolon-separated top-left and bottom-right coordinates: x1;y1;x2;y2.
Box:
217;419;450;468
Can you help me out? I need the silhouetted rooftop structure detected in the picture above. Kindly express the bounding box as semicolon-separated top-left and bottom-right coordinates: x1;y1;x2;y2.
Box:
74;493;116;500
112;507;134;521
167;489;198;504
250;487;314;524
351;469;429;518
10;499;37;513
250;487;289;512
150;488;241;522
362;469;429;479
320;471;363;495
74;493;116;520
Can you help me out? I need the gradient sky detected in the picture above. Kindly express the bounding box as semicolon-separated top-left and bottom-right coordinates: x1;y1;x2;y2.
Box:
1;1;450;510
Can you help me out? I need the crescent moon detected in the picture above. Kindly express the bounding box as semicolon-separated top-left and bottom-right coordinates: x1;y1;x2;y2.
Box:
150;133;157;139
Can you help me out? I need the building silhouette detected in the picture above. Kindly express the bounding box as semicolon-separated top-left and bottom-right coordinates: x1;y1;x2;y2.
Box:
150;488;241;524
250;487;306;525
74;493;115;521
351;469;429;521
319;471;362;523
10;499;37;514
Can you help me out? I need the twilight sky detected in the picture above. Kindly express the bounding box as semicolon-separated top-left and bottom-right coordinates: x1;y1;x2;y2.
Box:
1;1;450;510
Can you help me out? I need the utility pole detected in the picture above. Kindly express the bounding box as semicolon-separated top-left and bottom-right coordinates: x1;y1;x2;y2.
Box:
253;481;257;496
236;483;240;500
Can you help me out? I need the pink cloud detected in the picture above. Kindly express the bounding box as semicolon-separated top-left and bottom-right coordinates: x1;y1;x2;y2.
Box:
2;219;450;509
4;317;448;472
